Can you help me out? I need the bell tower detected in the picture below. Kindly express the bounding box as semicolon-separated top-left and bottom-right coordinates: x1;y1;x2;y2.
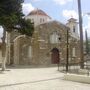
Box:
66;18;79;39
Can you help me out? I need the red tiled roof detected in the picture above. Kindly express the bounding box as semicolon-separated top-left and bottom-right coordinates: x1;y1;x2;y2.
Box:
28;9;51;19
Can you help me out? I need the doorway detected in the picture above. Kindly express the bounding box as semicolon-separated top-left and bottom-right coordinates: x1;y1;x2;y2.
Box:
51;48;60;64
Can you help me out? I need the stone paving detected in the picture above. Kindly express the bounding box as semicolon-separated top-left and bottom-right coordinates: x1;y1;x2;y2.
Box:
0;66;90;90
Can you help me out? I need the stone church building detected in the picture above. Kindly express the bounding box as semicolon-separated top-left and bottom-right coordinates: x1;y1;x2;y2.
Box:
7;9;80;65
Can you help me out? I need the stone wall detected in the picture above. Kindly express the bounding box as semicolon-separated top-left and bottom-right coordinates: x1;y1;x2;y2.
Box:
12;21;80;65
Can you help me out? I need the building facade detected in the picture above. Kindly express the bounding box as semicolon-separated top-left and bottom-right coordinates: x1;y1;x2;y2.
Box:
7;9;80;66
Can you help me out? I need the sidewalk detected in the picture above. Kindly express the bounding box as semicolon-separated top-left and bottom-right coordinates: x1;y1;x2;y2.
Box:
0;66;90;90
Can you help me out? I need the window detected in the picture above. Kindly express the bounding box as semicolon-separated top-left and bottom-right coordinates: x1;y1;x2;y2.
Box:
40;18;44;23
30;18;34;23
31;19;34;22
43;19;44;22
72;47;76;57
40;18;42;23
50;31;59;44
73;26;76;32
28;46;32;58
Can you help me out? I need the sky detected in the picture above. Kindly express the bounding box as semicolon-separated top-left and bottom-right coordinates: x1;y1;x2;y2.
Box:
0;0;90;41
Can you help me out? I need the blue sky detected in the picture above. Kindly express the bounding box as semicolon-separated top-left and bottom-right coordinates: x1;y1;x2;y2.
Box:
23;0;90;38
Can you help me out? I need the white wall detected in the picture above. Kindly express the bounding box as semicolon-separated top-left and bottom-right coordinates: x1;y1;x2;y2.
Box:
25;15;52;27
67;21;79;39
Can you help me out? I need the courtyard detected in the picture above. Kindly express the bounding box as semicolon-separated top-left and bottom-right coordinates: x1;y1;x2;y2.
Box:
0;66;90;90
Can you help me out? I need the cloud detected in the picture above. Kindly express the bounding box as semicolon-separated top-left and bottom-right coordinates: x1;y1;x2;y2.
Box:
87;16;90;20
62;10;78;19
53;0;72;5
22;3;35;15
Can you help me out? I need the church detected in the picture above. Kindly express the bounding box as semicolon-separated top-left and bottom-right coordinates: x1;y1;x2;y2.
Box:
7;9;80;66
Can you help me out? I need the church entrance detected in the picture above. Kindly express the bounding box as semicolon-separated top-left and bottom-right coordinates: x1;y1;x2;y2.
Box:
51;48;60;64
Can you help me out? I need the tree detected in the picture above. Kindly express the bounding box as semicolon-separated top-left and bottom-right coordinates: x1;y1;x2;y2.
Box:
85;30;89;54
0;0;23;30
0;0;34;71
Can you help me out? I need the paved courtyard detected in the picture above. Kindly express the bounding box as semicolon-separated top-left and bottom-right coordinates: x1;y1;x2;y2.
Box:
0;66;90;90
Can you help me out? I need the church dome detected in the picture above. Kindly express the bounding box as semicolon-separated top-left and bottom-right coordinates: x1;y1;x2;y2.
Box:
28;8;51;19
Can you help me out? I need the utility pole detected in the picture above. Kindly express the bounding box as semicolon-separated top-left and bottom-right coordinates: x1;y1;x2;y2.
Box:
66;29;69;72
77;0;84;69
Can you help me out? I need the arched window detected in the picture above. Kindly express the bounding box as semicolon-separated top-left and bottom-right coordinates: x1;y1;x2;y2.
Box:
50;31;59;44
40;18;42;23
